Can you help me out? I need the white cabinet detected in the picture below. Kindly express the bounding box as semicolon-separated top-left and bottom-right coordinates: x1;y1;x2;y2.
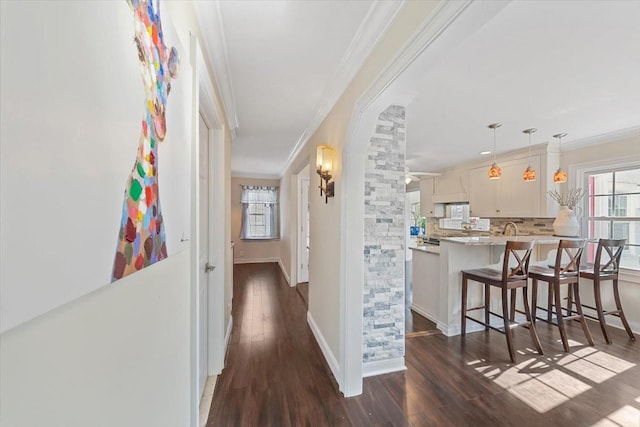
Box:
420;178;444;217
469;167;499;217
499;156;540;217
411;249;439;322
469;156;541;217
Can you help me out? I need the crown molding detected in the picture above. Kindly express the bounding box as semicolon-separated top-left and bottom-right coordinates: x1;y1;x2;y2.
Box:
279;0;406;177
562;125;640;152
194;0;239;137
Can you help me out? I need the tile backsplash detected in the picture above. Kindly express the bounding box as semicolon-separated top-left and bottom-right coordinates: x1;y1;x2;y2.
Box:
428;217;555;238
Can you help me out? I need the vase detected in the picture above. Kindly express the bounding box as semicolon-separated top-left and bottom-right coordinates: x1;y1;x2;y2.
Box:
553;206;580;237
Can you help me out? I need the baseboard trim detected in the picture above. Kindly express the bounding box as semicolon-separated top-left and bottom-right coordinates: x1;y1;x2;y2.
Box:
362;357;406;378
233;257;279;265
409;303;438;324
199;375;217;427
277;258;291;285
307;311;340;381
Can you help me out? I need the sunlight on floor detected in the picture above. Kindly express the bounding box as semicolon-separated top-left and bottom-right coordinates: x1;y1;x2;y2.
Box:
591;404;640;427
469;342;636;414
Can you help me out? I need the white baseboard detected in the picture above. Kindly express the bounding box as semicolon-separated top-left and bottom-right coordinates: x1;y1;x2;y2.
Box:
199;376;217;427
224;315;233;357
307;312;340;381
277;258;291;285
409;304;438;324
362;357;406;378
233;257;279;265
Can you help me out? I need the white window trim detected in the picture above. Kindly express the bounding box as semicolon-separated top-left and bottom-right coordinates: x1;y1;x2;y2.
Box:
570;153;640;283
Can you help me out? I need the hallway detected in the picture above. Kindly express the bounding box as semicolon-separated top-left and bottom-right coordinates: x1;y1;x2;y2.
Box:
206;263;639;426
206;263;346;425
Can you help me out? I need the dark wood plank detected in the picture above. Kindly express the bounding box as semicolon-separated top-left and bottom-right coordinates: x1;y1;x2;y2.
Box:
206;263;640;427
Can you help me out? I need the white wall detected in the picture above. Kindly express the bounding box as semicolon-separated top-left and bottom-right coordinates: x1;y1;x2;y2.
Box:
0;251;191;427
231;177;281;263
0;0;191;333
0;2;202;425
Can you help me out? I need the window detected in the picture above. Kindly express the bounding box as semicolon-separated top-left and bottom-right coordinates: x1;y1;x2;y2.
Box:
240;186;279;240
583;166;640;270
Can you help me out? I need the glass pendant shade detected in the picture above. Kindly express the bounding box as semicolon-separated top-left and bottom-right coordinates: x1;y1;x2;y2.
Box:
487;123;502;179
553;168;568;183
552;133;568;183
488;163;502;179
523;165;536;182
522;128;537;182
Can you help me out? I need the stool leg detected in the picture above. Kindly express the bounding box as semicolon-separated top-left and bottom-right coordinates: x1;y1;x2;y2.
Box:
531;279;538;324
547;283;553;323
484;283;490;331
567;285;574;318
522;285;543;355
612;278;636;340
572;281;594;346
554;281;570;352
461;275;468;337
510;289;516;322
593;278;612;344
502;287;516;363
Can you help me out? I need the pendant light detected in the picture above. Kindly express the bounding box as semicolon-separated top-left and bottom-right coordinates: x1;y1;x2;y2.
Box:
487;123;502;179
522;128;537;182
552;133;568;183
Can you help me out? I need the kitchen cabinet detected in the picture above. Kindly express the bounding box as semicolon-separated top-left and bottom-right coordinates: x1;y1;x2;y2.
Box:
469;156;540;217
410;247;439;322
468;167;499;217
420;178;444;217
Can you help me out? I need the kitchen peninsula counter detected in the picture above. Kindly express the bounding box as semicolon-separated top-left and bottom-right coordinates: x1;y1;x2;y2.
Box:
413;236;563;337
441;235;579;245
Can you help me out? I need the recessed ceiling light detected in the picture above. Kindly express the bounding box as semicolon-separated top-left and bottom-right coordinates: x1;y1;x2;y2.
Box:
479;150;491;155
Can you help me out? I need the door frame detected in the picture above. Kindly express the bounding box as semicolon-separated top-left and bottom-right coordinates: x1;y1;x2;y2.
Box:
197;40;226;377
190;34;227;426
297;174;310;283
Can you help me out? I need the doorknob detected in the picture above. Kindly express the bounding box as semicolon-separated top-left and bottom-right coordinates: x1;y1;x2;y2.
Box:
205;262;215;273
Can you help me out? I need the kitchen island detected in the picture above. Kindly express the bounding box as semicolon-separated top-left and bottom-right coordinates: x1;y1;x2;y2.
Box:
413;236;565;336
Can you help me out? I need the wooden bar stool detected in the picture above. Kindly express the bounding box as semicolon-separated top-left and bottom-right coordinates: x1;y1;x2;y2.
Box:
579;238;636;344
461;240;543;363
529;239;593;352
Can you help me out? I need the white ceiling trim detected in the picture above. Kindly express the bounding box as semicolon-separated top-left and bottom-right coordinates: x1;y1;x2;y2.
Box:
194;0;239;137
279;0;406;177
562;125;640;152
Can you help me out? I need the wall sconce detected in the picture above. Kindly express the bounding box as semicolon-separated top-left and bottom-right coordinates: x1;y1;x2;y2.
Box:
316;145;335;203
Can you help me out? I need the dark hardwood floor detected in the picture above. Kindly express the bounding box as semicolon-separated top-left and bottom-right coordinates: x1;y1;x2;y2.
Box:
405;309;440;338
206;263;640;426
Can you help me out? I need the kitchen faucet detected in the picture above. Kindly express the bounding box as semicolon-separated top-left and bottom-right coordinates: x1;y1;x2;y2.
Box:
502;222;518;236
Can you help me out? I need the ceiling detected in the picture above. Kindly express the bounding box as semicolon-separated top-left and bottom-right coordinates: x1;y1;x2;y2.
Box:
195;0;403;178
197;1;640;179
405;0;640;173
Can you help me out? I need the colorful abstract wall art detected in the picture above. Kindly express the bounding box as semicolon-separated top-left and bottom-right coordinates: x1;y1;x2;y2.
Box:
112;0;179;281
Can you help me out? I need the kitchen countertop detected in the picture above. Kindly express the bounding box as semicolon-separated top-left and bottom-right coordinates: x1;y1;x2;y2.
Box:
440;235;585;246
410;245;440;254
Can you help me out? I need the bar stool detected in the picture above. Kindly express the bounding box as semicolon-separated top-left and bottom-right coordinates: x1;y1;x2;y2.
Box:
529;239;593;352
461;240;543;363
579;238;635;343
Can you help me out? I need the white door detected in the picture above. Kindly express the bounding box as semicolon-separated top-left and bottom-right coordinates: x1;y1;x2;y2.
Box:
198;113;210;397
298;177;310;283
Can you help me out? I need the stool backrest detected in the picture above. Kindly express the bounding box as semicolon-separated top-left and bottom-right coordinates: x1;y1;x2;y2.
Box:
594;238;626;276
502;240;535;282
553;239;585;277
